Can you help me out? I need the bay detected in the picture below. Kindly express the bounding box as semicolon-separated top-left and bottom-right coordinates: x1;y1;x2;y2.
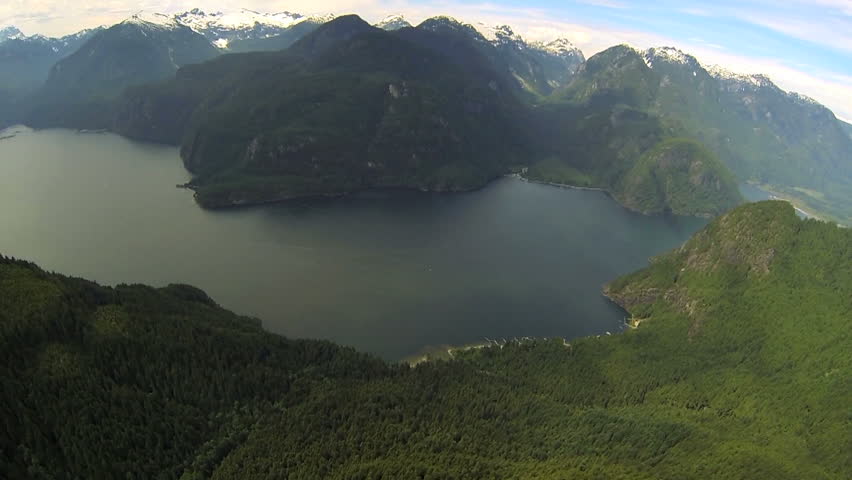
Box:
0;127;708;359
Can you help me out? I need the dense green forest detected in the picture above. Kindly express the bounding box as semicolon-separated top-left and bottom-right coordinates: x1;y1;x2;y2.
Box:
612;138;743;216
1;201;849;479
111;16;526;208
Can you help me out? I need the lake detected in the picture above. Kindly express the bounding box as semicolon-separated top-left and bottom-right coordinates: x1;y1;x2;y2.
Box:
0;127;708;360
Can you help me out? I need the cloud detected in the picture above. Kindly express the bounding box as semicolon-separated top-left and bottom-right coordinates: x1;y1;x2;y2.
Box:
733;10;852;54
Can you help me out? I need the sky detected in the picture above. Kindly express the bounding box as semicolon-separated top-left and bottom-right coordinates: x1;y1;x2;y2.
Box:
2;0;851;121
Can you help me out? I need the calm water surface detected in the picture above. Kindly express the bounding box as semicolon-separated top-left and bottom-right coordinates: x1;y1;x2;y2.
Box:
0;127;708;360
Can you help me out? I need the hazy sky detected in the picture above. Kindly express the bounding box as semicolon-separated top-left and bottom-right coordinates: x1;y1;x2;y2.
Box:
2;0;851;121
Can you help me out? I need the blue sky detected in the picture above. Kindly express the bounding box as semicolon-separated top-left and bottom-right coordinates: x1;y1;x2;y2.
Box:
2;0;851;120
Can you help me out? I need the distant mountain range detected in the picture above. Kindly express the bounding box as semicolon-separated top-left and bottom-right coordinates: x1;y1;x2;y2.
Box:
2;9;851;221
0;27;101;92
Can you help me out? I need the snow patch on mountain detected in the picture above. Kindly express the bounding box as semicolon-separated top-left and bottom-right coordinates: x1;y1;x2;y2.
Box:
706;65;774;88
175;8;306;32
124;12;182;30
473;21;584;60
787;91;820;106
119;8;336;46
375;14;411;31
0;26;25;42
643;46;698;69
533;38;583;59
474;24;524;46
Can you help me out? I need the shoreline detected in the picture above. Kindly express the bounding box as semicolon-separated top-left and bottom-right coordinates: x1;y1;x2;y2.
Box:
746;181;824;222
507;173;607;192
9;124;723;219
403;336;578;366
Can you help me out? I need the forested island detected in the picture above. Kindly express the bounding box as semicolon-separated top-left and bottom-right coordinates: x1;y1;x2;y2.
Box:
1;201;848;479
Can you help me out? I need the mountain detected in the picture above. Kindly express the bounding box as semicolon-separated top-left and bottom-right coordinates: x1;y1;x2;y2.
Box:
0;28;101;126
113;15;527;207
374;14;413;30
0;254;386;478
540;44;852;223
613;138;743;216
842;119;852;139
0;26;23;41
9;13;847;220
411;16;583;97
173;8;334;52
0;29;100;91
2;201;849;478
24;13;219;128
19;15;734;216
474;23;585;95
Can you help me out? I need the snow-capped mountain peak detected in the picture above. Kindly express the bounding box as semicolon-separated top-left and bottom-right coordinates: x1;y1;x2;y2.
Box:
170;8;335;47
375;14;411;31
534;38;582;58
787;91;820;106
420;15;469;31
175;8;306;32
707;65;776;89
474;23;523;44
124;12;182;30
643;46;698;69
0;26;24;42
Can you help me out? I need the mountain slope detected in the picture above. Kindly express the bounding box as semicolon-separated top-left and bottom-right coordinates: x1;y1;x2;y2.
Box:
552;44;852;223
613;138;743;216
23;14;219;128
45;15;218;97
0;28;101;126
475;23;584;95
412;16;583;98
113;15;527;207
174;8;333;52
375;14;412;30
0;26;23;41
0;29;99;92
0;255;385;478
2;201;849;478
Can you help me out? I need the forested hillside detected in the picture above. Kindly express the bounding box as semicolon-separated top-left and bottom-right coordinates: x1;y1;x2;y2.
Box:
2;201;849;479
114;16;527;207
532;45;852;224
0;255;388;478
109;17;740;215
612;138;742;216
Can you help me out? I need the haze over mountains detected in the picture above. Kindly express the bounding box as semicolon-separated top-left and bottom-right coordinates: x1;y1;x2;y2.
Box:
1;8;851;221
